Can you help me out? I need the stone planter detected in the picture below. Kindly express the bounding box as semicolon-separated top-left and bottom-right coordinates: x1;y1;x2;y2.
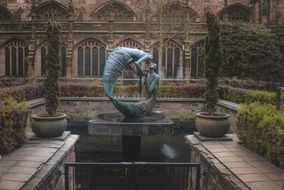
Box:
195;112;230;137
31;113;67;138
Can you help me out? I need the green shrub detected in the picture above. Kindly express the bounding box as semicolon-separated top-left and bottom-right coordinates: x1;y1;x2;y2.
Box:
0;98;30;154
221;23;283;82
222;86;284;105
0;84;44;102
169;111;196;127
237;103;284;166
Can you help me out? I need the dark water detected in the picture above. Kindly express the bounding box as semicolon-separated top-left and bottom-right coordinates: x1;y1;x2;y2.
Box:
67;122;193;190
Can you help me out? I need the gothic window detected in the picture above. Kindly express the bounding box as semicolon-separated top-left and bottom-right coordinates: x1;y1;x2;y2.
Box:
153;48;159;65
77;39;106;77
5;40;28;76
116;39;143;79
92;1;135;22
61;47;67;76
35;1;68;21
118;39;142;49
0;5;11;20
41;47;46;75
224;4;250;22
152;41;182;78
41;46;67;76
261;0;269;16
191;40;205;78
162;3;198;22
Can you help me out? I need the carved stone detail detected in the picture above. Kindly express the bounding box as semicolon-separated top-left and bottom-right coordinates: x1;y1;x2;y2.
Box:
35;2;68;21
163;3;198;21
0;5;11;20
117;39;142;49
92;2;135;22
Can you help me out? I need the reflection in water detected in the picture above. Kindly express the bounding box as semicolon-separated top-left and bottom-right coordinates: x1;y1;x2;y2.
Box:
161;144;178;159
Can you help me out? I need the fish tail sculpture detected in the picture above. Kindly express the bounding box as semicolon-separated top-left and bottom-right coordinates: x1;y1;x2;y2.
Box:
103;48;156;118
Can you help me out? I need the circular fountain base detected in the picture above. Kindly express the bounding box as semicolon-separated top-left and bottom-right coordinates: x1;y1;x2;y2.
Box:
88;111;173;136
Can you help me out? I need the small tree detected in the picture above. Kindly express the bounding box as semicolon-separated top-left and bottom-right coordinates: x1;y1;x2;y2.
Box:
205;11;223;115
44;21;62;116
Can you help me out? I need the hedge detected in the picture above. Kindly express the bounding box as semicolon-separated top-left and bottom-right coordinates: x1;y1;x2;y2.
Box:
0;83;206;102
1;83;283;106
0;83;44;102
237;103;284;166
0;98;30;154
60;83;205;98
221;86;284;105
221;23;283;82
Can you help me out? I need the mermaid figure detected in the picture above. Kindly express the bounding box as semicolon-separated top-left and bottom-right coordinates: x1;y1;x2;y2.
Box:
103;47;158;118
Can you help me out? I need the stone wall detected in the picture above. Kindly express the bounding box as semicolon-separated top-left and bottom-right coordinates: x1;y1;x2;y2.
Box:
0;133;79;190
187;136;249;190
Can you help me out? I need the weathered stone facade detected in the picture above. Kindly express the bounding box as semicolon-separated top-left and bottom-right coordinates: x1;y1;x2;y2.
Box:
0;0;283;79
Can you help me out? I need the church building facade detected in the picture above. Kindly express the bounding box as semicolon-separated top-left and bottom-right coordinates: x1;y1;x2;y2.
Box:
0;0;283;79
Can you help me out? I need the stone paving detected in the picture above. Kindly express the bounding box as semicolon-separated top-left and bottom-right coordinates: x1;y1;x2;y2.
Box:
0;132;79;190
186;135;284;190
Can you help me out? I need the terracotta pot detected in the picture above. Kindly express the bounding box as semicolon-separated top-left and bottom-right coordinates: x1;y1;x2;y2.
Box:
195;112;230;137
31;113;67;138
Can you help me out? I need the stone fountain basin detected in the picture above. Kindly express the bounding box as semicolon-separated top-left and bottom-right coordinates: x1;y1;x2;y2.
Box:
88;111;173;136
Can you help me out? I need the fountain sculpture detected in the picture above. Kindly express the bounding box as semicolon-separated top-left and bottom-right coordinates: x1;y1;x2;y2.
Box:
88;48;173;159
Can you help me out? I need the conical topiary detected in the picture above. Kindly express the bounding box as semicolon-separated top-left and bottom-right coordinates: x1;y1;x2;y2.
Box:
204;11;223;115
44;21;62;116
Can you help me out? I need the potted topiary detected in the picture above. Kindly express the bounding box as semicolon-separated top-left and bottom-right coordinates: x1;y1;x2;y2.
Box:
195;11;230;138
30;21;67;138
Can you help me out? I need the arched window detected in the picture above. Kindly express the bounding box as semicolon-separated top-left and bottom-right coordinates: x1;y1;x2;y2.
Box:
191;40;205;78
35;1;68;21
61;47;67;76
162;2;198;22
117;39;142;49
40;46;67;76
77;39;106;77
261;0;269;16
5;40;28;76
92;1;136;21
152;41;183;78
116;39;143;79
0;5;11;20
41;47;46;75
220;4;250;22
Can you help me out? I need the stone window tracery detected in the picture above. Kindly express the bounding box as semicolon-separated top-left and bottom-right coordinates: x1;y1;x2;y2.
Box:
152;41;182;78
5;40;28;76
0;5;11;20
92;2;135;22
117;39;142;49
191;40;205;78
225;4;250;22
116;39;143;79
77;39;106;77
35;2;68;21
261;0;269;16
162;3;198;21
41;46;67;76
